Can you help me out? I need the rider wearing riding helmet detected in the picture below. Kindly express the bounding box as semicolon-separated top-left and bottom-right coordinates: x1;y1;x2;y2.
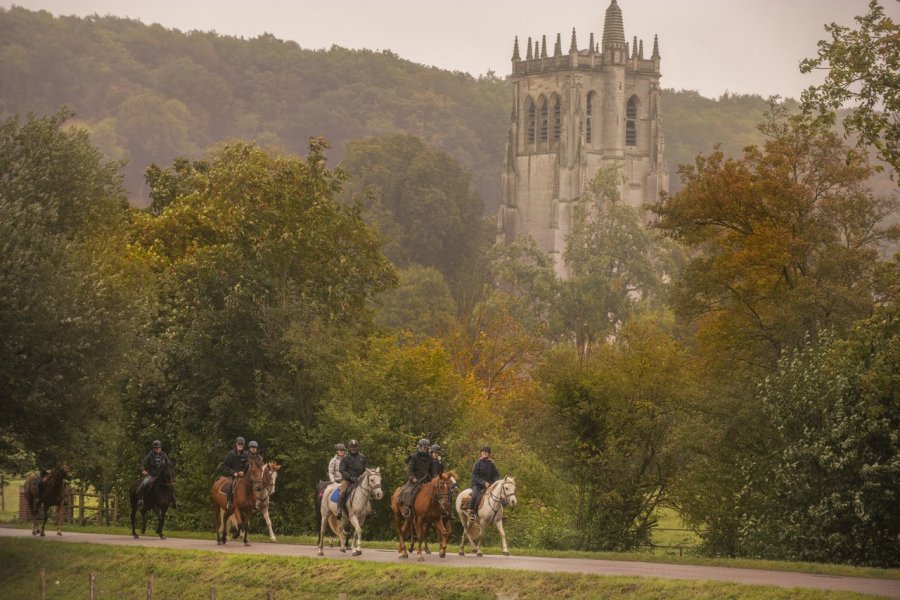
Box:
398;438;435;517
247;440;263;465
430;444;445;477
468;445;500;523
223;437;249;509
329;443;346;485
138;440;177;507
337;439;368;518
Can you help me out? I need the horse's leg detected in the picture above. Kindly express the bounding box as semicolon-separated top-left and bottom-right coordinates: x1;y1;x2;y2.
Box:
131;497;139;538
40;504;49;536
423;522;431;555
55;500;63;536
262;505;276;542
349;514;362;556
317;511;328;556
242;513;251;546
156;506;166;539
415;517;426;561
394;510;408;558
495;517;510;556
436;518;449;558
218;507;227;545
141;506;149;534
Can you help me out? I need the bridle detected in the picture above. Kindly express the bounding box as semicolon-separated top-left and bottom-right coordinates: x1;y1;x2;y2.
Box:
484;477;516;522
355;469;382;503
432;479;454;517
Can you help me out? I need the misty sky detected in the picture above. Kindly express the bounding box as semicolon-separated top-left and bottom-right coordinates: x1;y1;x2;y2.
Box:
6;0;898;100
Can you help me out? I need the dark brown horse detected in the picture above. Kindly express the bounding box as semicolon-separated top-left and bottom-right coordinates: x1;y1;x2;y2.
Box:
130;461;176;539
391;470;456;561
24;464;72;537
210;458;265;546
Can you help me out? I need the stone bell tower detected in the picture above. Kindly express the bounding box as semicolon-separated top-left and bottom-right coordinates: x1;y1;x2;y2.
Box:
496;0;668;276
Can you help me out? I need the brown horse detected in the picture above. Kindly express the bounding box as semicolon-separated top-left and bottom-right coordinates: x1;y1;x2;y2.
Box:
210;458;265;546
23;464;72;537
391;470;457;561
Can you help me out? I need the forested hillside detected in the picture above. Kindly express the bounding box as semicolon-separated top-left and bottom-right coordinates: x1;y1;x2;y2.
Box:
0;6;782;211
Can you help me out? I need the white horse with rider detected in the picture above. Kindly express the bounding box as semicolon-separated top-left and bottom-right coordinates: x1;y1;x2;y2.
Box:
317;467;383;556
456;475;517;556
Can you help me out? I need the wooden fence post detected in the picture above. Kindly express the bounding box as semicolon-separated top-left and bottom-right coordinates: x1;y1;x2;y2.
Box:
79;489;85;523
210;588;216;600
89;571;96;600
267;590;274;600
0;474;5;512
337;594;346;600
39;568;45;600
146;573;153;600
112;494;118;524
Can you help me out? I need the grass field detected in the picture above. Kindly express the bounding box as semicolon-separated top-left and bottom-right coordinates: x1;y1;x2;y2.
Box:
0;537;883;600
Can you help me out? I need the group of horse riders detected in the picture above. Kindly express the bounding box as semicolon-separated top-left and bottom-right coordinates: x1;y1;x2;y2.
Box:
327;438;500;523
60;434;499;523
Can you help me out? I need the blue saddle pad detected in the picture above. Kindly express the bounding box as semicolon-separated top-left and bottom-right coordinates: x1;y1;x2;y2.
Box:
330;487;341;502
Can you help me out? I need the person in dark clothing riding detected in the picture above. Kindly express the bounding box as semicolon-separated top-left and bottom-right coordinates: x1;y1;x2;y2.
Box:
223;437;249;510
36;451;58;496
398;438;435;518
247;440;263;465
469;445;500;523
430;444;445;477
337;439;368;518
137;440;178;508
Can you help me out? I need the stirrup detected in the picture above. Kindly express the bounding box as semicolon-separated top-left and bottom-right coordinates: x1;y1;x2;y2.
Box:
226;501;232;510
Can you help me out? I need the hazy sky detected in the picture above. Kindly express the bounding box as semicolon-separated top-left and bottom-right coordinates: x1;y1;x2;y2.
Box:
7;0;898;99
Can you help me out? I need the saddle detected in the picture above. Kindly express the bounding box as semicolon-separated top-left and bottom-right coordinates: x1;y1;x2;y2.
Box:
460;492;485;514
329;481;357;503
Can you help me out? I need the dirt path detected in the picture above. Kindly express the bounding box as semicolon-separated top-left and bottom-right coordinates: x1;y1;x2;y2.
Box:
2;527;898;598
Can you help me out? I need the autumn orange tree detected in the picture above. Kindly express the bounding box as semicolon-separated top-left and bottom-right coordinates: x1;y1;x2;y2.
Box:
653;100;897;373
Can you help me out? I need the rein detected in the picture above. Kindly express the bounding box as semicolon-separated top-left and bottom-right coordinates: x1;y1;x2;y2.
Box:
352;470;380;506
431;481;453;517
483;477;515;523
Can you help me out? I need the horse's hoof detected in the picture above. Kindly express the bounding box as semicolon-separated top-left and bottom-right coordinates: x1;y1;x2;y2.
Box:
339;548;346;553
440;552;446;558
400;554;408;560
133;534;139;539
425;549;432;555
243;542;251;547
352;550;361;556
317;551;324;557
217;540;223;545
159;536;166;540
417;556;424;562
40;532;45;537
57;532;62;536
477;552;483;557
269;539;276;543
503;551;509;556
458;551;465;556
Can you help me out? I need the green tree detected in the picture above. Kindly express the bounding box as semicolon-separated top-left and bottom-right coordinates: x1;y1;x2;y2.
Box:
800;0;900;175
376;264;457;341
653;102;897;372
0;110;140;471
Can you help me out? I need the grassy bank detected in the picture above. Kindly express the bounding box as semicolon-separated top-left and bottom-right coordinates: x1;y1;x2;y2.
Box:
0;538;881;600
4;522;898;582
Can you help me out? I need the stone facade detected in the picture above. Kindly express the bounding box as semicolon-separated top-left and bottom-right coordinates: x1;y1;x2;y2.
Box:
497;0;668;276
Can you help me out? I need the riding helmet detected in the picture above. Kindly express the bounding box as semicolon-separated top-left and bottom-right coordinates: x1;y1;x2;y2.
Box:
348;439;359;449
430;444;442;454
235;436;246;445
152;440;162;448
480;445;491;454
248;441;259;448
417;438;431;448
335;443;347;451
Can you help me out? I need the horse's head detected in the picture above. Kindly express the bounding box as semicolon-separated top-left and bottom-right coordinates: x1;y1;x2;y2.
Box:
434;473;455;514
498;476;517;508
445;470;460;495
159;461;175;485
264;461;281;495
55;463;73;482
361;467;383;500
247;459;266;499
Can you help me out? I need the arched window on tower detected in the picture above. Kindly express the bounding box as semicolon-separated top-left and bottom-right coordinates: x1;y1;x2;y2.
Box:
586;92;596;144
539;96;549;143
525;97;536;145
551;94;561;143
626;95;638;147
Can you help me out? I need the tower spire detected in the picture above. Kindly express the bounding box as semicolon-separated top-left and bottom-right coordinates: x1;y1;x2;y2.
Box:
526;37;533;60
554;33;562;57
652;34;660;58
570;28;578;53
588;32;595;54
639;39;644;59
541;35;548;59
512;36;520;61
602;0;625;48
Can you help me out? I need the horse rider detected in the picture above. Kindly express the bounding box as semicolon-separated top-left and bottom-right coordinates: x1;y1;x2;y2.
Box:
328;443;346;485
247;440;263;466
137;440;178;507
337;439;368;518
223;436;249;510
430;444;444;477
468;445;500;523
36;451;58;496
398;438;435;518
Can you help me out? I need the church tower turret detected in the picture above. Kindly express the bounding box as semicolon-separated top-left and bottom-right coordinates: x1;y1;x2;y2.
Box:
500;0;668;276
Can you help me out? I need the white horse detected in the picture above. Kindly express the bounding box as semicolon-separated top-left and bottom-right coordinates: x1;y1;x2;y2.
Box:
225;460;280;541
318;467;383;556
456;475;517;556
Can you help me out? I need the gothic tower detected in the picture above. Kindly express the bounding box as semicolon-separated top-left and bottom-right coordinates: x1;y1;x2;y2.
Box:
497;0;668;276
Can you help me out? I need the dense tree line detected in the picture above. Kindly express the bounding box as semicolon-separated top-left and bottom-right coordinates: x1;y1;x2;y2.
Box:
1;2;897;567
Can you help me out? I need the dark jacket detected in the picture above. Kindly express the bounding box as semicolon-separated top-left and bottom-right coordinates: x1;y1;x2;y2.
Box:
223;448;249;476
339;451;368;482
141;451;171;476
472;457;500;488
407;450;435;483
432;458;444;477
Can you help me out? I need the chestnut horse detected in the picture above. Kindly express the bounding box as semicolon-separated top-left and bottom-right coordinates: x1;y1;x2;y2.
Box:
129;461;176;539
225;460;280;541
391;470;457;561
23;464;72;537
210;458;265;546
